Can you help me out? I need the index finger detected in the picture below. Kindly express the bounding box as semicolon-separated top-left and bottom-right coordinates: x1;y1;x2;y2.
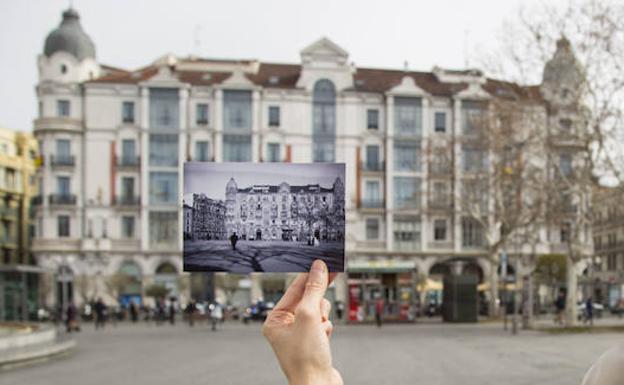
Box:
272;273;308;312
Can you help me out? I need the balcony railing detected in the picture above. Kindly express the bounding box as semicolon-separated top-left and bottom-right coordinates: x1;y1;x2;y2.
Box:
360;199;384;209
0;206;18;218
31;195;43;206
428;200;453;210
117;156;141;167
49;194;77;205
361;161;385;172
50;155;75;167
113;195;140;206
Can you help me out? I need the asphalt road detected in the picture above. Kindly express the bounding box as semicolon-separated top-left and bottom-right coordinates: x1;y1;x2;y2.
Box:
1;320;618;385
184;240;344;272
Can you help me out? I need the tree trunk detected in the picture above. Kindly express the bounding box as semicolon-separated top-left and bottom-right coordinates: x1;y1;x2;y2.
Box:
565;254;578;326
489;265;499;318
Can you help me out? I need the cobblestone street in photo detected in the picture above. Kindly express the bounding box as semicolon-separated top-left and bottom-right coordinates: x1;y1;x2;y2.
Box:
184;240;344;272
1;321;617;385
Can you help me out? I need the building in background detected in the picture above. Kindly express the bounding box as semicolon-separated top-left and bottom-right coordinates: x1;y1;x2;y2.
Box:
191;193;225;240
0;127;41;321
33;8;593;320
591;186;624;309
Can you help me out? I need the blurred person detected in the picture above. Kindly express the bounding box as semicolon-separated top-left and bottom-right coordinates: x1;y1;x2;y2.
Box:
94;298;107;330
66;302;79;333
169;299;176;325
156;299;166;325
375;295;384;328
129;300;139;323
554;289;566;325
262;259;342;385
185;299;197;327
334;300;344;321
584;297;594;326
210;301;223;331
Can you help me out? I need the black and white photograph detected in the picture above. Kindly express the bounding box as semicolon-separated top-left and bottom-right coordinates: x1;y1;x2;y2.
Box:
183;162;345;272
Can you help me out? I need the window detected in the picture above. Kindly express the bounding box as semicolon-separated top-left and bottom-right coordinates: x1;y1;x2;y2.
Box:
121;139;136;163
38;101;43;117
394;97;422;137
560;223;571;243
394;142;421;171
122;101;135;123
56;139;71;161
430;182;449;207
434;112;446;132
366;145;380;170
434;219;447;240
607;254;617;271
57;176;70;195
149;88;179;129
313;79;336;162
559;118;572;131
121;177;135;200
196;103;209;125
58;215;70;237
462;217;483;247
367;109;379;130
462;180;488;212
366;218;380;240
462;147;487;172
149;134;178;166
224;90;252;131
268;106;280;127
461;100;485;134
559;153;573;177
223;135;251;162
393;177;420;209
267;143;280;162
121;216;135;238
430;151;450;175
195;141;209;161
57;100;70;117
393;216;421;251
149;172;178;204
149;211;178;246
364;181;381;206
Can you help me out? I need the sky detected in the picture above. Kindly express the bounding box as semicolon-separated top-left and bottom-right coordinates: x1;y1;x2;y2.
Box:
183;162;345;204
0;0;564;132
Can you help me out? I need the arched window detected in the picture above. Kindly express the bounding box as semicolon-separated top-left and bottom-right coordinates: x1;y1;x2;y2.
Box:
156;262;177;275
312;79;336;162
119;260;142;296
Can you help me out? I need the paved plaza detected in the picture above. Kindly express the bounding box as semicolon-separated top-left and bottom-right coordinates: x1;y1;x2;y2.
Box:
1;320;621;385
184;240;344;272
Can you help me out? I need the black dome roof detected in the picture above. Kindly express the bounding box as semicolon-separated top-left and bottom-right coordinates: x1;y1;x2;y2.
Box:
43;8;95;61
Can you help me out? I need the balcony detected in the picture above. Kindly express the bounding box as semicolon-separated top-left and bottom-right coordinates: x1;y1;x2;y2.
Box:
50;155;75;167
113;195;140;207
361;161;385;173
427;241;454;250
117;156;141;168
428;200;453;211
360;199;385;209
0;206;18;219
49;194;77;205
33;116;82;133
31;195;43;206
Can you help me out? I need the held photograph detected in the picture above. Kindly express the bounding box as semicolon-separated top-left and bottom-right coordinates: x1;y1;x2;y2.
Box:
183;162;345;272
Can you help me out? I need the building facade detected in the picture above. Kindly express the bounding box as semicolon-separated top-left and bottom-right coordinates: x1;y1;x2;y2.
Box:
191;193;225;240
33;8;593;320
0;127;40;320
223;177;344;242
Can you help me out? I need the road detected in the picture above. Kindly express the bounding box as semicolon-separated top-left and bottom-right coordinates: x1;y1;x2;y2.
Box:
184;240;344;272
1;320;618;385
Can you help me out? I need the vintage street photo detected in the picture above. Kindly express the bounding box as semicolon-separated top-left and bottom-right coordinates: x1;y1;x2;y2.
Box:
183;163;345;272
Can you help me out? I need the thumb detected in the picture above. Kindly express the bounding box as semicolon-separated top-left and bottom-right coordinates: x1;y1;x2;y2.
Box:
297;260;328;318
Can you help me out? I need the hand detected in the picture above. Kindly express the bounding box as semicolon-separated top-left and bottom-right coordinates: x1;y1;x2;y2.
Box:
262;260;343;385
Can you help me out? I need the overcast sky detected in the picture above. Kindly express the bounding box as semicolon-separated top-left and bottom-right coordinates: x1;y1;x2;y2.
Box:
0;0;565;132
184;162;344;204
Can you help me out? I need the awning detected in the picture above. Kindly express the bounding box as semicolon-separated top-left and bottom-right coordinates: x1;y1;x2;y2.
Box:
417;278;443;292
347;259;416;273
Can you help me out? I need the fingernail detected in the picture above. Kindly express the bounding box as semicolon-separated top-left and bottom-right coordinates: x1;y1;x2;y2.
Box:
311;259;326;273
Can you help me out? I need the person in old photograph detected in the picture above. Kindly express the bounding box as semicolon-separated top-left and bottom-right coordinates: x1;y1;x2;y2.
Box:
183;163;345;273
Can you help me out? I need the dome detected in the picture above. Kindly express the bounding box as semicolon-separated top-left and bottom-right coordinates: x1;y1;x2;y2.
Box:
43;8;95;61
542;36;583;89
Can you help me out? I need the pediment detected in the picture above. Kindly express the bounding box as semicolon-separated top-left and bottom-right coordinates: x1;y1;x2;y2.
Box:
388;76;428;96
455;82;490;99
301;37;349;58
222;69;255;87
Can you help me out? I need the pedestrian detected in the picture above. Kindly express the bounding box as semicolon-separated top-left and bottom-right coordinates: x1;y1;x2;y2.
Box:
210;301;223;331
335;300;344;321
66;302;79;333
94;297;106;330
169;299;176;325
554;289;565;325
129;300;138;323
156;298;166;325
185;299;197;327
584;296;594;326
375;295;384;328
230;232;239;250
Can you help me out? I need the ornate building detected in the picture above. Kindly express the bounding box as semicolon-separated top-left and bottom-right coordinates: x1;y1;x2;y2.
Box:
224;177;345;242
191;193;225;240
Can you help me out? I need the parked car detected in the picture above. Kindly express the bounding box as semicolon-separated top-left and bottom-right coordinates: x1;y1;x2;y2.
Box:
242;301;274;323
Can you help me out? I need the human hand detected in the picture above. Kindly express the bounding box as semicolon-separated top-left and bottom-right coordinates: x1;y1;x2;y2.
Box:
262;259;343;385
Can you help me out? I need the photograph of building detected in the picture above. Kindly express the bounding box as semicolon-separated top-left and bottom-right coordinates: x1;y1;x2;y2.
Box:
183;162;345;272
